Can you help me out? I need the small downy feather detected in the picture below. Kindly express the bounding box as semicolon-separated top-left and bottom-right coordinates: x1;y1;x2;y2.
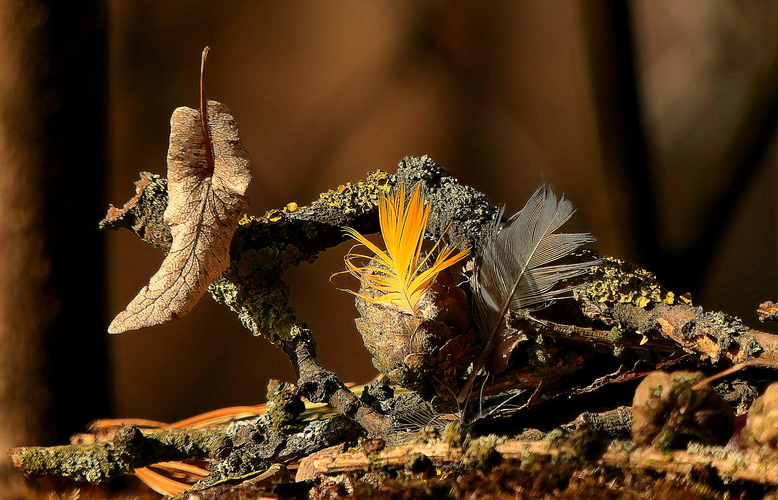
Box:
340;183;469;315
459;184;597;400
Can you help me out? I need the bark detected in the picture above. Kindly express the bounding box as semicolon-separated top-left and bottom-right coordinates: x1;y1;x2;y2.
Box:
305;435;778;487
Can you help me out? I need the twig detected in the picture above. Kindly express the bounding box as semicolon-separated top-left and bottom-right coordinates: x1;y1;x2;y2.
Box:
9;426;229;483
574;256;778;366
10;389;365;485
509;310;680;354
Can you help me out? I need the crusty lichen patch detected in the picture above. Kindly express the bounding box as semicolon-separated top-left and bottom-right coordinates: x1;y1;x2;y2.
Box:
10;426;230;483
317;170;390;215
262;201;308;223
100;172;172;251
211;172;395;343
579;256;676;309
209;272;305;343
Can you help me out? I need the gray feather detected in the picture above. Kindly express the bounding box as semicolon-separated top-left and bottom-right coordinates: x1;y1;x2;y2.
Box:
458;184;597;400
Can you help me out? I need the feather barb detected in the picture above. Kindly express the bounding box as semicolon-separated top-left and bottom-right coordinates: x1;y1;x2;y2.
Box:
458;184;598;402
340;183;469;315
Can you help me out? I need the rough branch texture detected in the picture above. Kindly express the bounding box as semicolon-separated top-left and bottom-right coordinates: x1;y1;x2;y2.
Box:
9;425;229;483
303;434;778;487
574;256;776;364
9;380;365;486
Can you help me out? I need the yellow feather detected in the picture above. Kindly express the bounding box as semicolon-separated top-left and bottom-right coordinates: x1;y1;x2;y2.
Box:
341;184;469;315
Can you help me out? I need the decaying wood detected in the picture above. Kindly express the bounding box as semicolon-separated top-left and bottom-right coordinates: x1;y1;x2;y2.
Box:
304;434;778;487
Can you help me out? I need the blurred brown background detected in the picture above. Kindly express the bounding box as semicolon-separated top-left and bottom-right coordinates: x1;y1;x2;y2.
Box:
2;0;778;492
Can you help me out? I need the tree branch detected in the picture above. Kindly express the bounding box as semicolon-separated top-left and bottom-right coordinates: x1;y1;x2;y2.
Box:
100;156;497;437
9;426;228;483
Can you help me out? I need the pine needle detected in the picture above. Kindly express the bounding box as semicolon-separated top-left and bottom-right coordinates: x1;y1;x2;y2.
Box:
340;183;469;315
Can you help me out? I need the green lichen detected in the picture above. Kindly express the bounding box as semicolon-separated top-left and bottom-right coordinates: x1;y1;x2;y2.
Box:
99;172;172;251
580;256;676;309
150;427;230;457
395;155;498;250
209;271;306;343
265;379;305;431
205;171;396;344
12;444;118;483
11;426;230;483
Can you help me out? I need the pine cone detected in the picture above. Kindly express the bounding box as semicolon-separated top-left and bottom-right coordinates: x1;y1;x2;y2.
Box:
741;381;778;448
354;263;474;403
632;370;734;449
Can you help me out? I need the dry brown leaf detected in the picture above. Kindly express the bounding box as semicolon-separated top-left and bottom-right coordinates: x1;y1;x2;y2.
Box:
109;100;250;334
109;50;251;334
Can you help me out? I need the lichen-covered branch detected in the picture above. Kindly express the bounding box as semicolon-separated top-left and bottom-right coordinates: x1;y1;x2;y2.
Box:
9;426;228;483
10;380;366;486
574;257;778;365
101;156;497;345
100;156;496;437
101;156;778;439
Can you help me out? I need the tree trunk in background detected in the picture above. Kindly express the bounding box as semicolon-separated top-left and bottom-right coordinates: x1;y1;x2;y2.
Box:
0;0;52;492
0;0;110;492
579;1;658;273
39;1;111;441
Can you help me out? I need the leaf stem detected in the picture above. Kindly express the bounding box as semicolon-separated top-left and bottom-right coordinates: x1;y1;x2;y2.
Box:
200;46;214;172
